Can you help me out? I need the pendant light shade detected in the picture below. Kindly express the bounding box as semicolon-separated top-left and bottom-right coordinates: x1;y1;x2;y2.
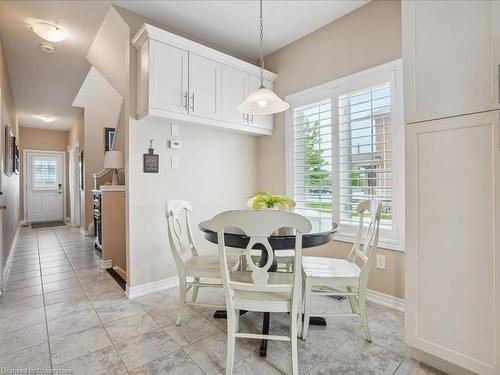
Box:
237;0;289;115
237;87;289;115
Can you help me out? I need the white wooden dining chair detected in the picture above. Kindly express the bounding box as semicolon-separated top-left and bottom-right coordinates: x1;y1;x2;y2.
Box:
211;209;312;375
166;200;239;325
301;200;382;342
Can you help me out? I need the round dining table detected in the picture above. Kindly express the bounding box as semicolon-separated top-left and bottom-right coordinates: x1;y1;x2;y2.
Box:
198;218;339;357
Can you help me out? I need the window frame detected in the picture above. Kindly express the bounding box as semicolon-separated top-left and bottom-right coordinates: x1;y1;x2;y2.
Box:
285;59;405;251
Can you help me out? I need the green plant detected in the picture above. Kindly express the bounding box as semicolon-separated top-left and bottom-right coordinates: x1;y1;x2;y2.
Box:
303;119;329;187
247;191;296;210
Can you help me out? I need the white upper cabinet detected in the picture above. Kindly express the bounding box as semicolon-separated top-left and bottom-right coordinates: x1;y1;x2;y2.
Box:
189;53;221;120
402;0;500;123
139;39;189;116
221;65;247;125
133;24;277;136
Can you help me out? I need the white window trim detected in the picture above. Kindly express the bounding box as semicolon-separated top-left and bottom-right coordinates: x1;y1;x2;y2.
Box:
285;59;405;252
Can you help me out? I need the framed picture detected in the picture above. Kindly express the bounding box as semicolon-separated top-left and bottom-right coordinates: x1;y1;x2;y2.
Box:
12;136;19;174
4;125;13;176
104;127;116;152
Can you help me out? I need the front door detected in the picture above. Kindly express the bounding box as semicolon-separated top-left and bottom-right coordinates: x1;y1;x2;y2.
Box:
26;151;64;223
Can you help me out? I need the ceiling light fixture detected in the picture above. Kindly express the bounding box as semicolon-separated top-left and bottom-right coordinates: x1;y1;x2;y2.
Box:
237;0;289;115
40;43;55;54
30;22;66;43
40;115;56;123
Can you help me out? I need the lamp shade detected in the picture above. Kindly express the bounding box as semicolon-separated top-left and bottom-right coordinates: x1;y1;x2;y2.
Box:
104;151;124;169
236;87;289;115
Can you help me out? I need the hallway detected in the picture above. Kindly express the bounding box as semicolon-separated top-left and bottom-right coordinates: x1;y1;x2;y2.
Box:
0;226;129;373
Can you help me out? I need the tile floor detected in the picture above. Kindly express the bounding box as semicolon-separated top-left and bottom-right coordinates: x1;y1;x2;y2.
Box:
0;226;443;375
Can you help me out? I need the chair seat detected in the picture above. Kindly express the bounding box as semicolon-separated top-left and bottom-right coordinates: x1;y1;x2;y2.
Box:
302;256;361;279
185;254;239;277
230;271;293;312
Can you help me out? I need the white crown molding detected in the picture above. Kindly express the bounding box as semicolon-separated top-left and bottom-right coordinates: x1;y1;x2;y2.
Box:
125;276;179;299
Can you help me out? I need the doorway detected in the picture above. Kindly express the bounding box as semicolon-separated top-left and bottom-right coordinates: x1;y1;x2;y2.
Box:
24;150;64;223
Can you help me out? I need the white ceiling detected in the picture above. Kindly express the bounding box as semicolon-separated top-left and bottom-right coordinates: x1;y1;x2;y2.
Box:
0;0;368;131
0;1;111;130
116;1;369;59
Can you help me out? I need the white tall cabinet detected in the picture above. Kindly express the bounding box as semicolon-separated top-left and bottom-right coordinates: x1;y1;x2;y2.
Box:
403;2;500;374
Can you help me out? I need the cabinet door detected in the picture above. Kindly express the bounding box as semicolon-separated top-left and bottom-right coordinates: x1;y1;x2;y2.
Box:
221;65;247;125
402;1;500;123
149;40;188;115
247;74;273;131
189;53;221;120
405;111;500;374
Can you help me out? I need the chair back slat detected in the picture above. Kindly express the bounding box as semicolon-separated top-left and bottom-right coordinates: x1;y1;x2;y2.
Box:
166;200;199;271
211;210;311;302
348;200;382;278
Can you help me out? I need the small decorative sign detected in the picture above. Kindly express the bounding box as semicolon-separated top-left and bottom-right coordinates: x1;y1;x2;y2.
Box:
143;139;159;173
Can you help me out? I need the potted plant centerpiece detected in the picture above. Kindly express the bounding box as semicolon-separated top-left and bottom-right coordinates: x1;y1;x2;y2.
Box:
246;191;296;211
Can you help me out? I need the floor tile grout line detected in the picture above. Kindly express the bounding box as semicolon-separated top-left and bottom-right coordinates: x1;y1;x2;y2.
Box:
36;228;55;372
52;226;130;372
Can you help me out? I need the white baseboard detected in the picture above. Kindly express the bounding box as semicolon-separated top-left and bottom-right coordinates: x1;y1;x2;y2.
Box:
125;276;179;299
366;289;405;312
101;259;112;269
1;225;21;294
113;266;127;281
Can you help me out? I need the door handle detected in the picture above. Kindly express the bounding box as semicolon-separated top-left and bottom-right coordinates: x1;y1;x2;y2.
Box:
191;93;195;112
184;92;188;111
0;204;6;210
58;191;62;194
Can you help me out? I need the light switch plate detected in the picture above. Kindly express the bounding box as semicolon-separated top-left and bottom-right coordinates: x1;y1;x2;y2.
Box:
171;124;179;137
376;255;386;270
171;156;179;169
169;140;182;149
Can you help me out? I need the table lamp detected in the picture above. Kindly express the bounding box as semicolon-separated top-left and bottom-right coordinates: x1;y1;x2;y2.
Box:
104;150;124;185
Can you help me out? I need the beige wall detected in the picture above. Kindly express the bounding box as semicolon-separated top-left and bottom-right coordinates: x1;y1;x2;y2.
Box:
0;37;20;270
258;0;404;298
19;127;69;221
68;110;84;147
73;66;124;228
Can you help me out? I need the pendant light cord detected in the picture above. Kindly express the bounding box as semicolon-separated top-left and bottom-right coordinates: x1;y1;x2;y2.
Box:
259;0;265;88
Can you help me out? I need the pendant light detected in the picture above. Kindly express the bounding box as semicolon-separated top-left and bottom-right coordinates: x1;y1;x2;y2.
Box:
237;0;289;115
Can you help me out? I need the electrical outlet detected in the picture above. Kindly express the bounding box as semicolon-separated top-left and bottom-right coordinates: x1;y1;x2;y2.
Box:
376;254;386;270
171;156;179;169
171;124;179;137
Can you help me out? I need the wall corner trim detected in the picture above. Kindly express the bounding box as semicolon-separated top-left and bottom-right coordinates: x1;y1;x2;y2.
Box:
125;276;179;299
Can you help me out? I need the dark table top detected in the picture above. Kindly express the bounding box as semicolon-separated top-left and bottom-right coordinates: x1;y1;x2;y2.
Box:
199;219;338;250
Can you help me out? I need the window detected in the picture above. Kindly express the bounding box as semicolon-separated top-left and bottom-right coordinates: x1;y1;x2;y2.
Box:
33;158;58;190
292;99;333;232
288;60;404;250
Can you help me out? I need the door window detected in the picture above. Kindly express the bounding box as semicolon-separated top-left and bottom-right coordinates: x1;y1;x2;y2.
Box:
33;158;58;190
